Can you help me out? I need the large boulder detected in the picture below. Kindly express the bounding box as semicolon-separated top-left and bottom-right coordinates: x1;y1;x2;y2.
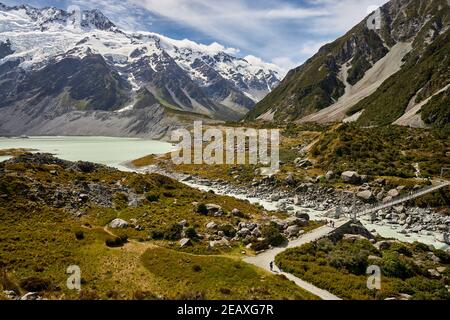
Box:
295;158;313;168
231;208;245;218
285;225;300;238
179;238;192;248
435;233;450;245
374;240;401;251
343;234;368;242
206;204;224;216
376;190;385;201
294;212;310;221
236;228;251;238
357;190;374;202
109;218;129;229
209;238;230;248
341;171;362;185
285;217;308;227
325;171;334;181
387;189;400;198
205;221;218;230
20;292;42;301
238;222;257;231
285;172;295;185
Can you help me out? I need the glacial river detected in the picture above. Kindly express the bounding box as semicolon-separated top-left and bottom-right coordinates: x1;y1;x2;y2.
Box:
1;136;447;249
183;181;449;250
0;136;173;171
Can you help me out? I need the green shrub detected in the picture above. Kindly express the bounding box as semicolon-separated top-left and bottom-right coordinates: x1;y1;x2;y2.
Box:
20;277;51;292
387;242;413;257
185;227;198;239
113;192;129;209
396;277;450;300
218;224;236;238
433;249;450;264
251;240;269;252
150;230;164;240
261;223;287;247
75;231;84;240
196;203;208;215
380;252;419;279
192;265;202;272
146;192;160;202
412;241;431;253
219;288;231;295
105;237;125;248
163;223;183;241
163;191;175;198
328;250;369;275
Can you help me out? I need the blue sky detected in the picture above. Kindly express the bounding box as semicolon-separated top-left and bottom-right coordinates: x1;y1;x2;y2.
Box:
2;0;388;73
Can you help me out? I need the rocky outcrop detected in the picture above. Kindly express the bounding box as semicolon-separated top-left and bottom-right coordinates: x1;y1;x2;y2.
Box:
341;171;362;185
109;219;129;229
327;220;375;243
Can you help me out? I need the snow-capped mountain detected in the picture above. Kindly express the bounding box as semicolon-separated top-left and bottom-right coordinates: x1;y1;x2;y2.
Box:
0;3;280;137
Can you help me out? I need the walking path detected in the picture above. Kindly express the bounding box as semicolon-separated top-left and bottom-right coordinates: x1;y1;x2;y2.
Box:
244;220;348;300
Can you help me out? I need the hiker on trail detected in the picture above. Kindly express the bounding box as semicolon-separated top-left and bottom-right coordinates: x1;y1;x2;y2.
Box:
269;261;274;271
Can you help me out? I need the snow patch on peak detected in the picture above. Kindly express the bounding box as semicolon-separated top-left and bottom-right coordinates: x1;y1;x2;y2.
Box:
243;55;282;75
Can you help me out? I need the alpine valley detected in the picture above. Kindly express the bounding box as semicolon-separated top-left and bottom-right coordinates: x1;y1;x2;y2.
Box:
0;2;280;138
0;0;449;303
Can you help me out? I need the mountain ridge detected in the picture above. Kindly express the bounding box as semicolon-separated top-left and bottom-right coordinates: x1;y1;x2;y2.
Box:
245;0;449;131
0;2;280;137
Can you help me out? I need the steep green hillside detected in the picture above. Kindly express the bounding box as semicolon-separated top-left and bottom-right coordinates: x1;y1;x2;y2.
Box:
350;28;450;126
421;87;450;132
245;24;386;121
245;0;449;126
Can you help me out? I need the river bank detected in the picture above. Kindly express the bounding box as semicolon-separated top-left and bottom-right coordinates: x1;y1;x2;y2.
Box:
126;162;450;250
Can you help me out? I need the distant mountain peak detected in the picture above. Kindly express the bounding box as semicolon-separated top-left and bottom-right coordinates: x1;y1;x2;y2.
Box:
0;2;281;137
0;2;117;31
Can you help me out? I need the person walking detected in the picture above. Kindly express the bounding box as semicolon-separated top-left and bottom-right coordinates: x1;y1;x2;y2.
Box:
269;261;274;271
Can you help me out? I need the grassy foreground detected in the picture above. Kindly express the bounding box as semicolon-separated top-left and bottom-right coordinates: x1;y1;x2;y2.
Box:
276;238;450;300
0;153;316;300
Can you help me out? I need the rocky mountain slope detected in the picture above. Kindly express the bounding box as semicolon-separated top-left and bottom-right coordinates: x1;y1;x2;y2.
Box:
246;0;449;131
0;3;280;137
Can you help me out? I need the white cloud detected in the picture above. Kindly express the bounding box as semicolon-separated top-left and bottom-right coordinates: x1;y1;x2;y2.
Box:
299;41;329;56
304;0;389;34
244;55;282;73
55;0;392;74
128;0;328;51
126;0;390;73
271;56;302;76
